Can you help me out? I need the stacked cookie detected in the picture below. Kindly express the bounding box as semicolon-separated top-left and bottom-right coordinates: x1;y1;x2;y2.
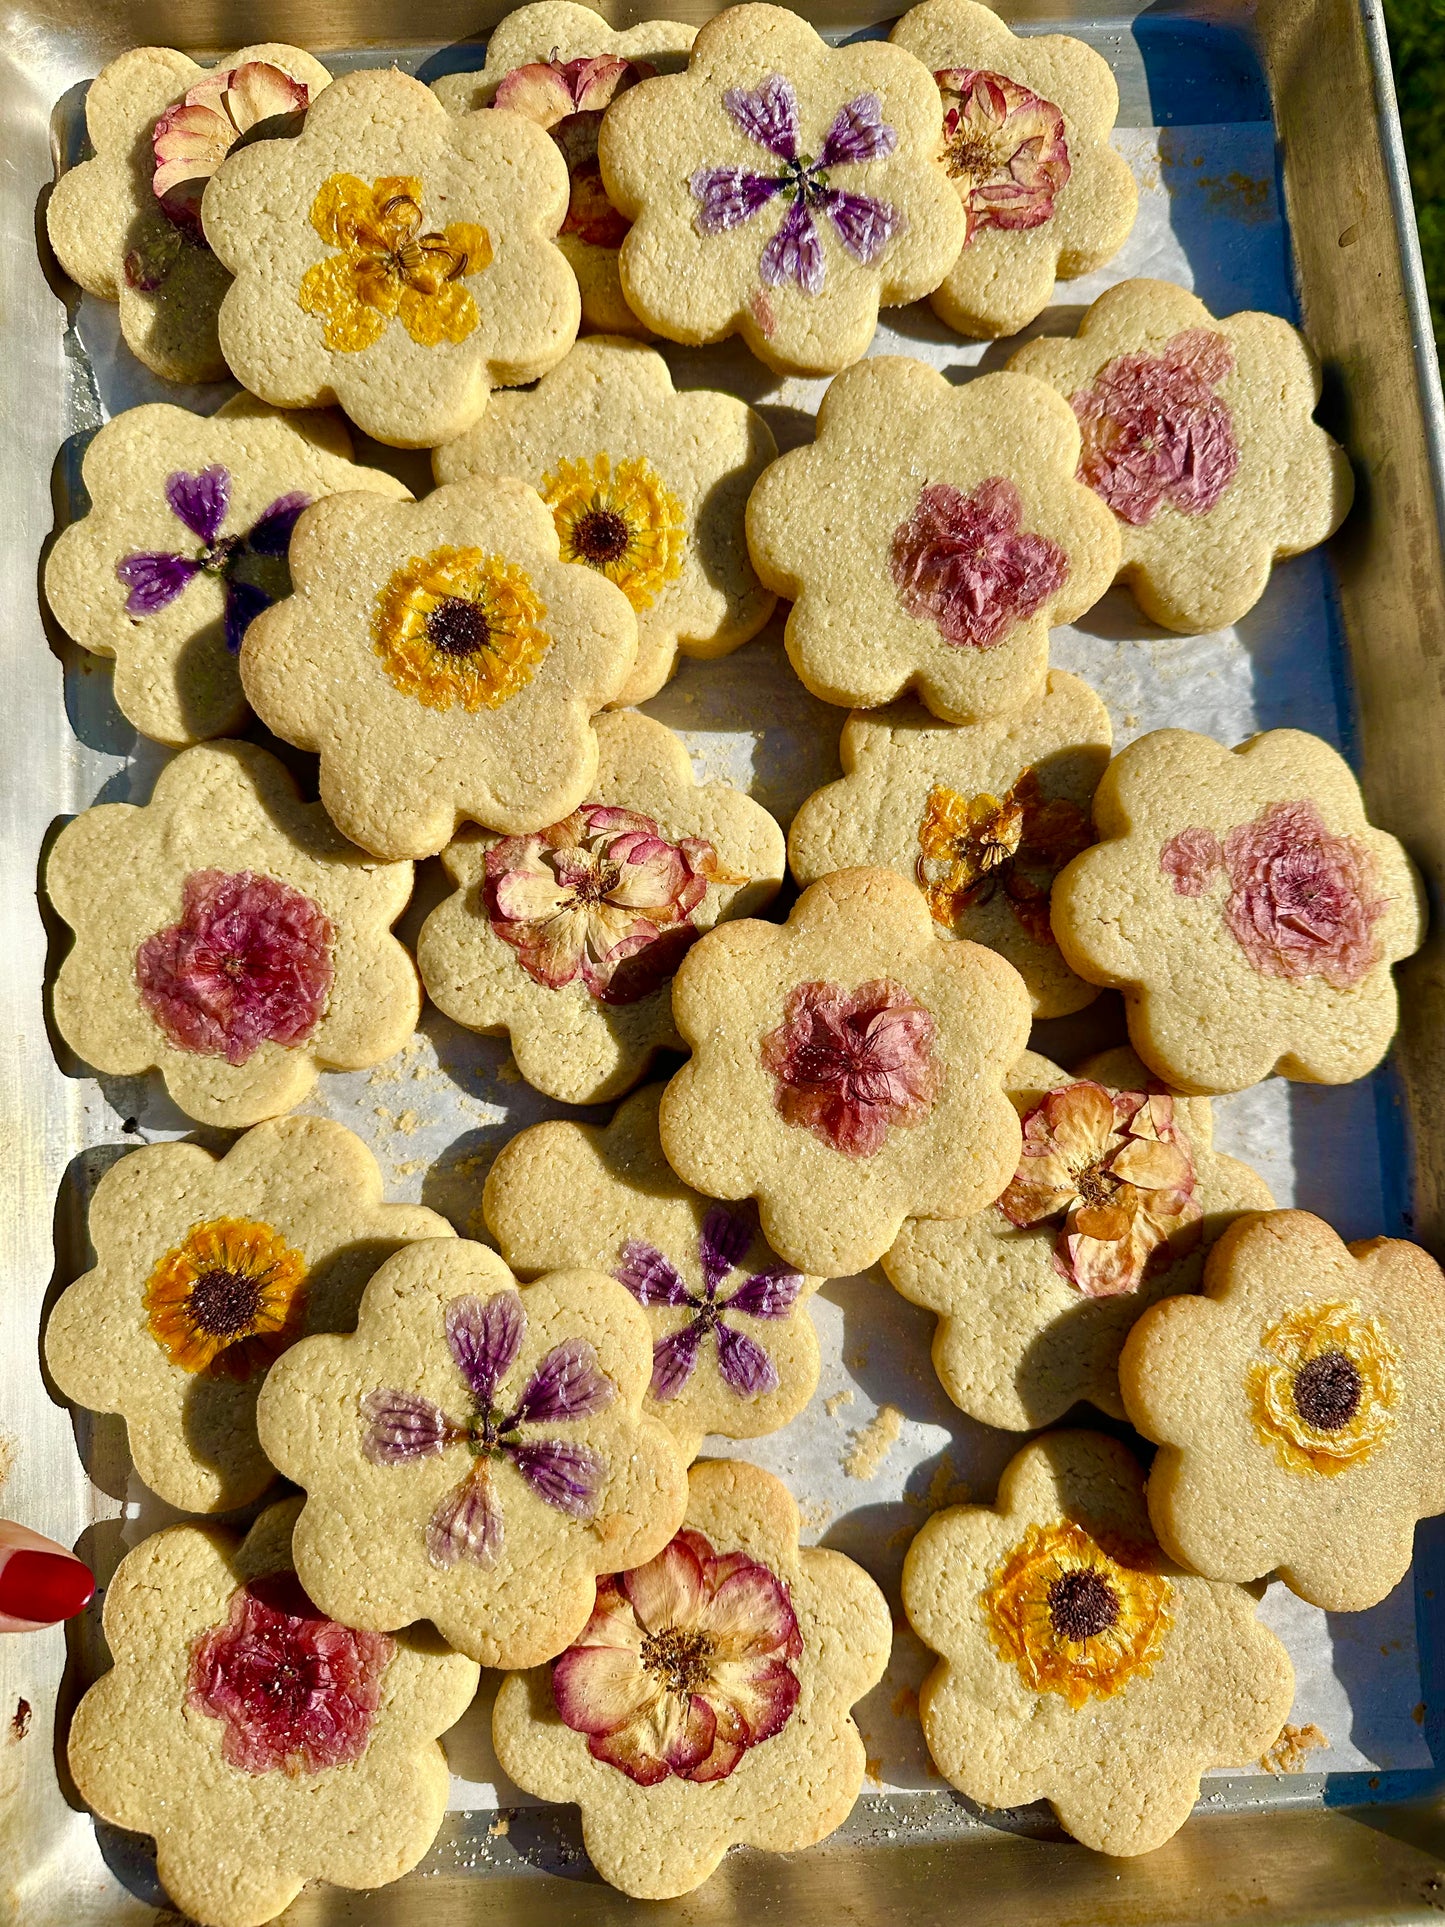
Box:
35;2;1441;1922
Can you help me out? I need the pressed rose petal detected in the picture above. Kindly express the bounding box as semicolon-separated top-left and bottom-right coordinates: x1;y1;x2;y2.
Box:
724;74;801;160
116;549;198;615
1219;799;1384;989
616;1239;691;1307
1110;1136;1193;1191
650;1321;704;1400
760;195;824;295
492;868;575;922
623;1534;706;1635
708;1652;802;1744
657;1689;717;1776
715;1324;779;1398
1074;329;1240;527
761;978;941;1158
226;60;311;132
699;1205;752;1292
508;1438;608;1517
702;1559;802;1660
585;1722;674;1786
890;478;1069;649
426;1463;503;1567
493;61;578;127
166;465;229;545
360;1389;457;1463
511;1338;614;1424
552;1637;659;1736
725;1265;802;1319
1160;826;1225;895
569;54;633;112
445;1290;524;1405
1071;1199;1134;1242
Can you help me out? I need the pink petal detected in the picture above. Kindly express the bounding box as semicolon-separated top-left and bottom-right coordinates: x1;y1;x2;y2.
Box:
552;1639;659;1736
226;60;311;131
622;1535;706;1636
426;1464;503;1569
520;906;592;989
607;847;690;912
1109;1137;1194;1193
570;54;633;111
708;1654;801;1747
492;869;575;922
493;62;577;127
698;1561;801;1661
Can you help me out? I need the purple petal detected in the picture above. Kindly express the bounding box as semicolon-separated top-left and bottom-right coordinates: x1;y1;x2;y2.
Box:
224;576;271;654
824;189;902;264
691;165;782;234
115;550;197;615
650;1322;703;1401
819;93;897;167
724;75;800;159
716;1323;779;1398
246;492;310;557
507;1439;607;1518
426;1466;503;1568
760;195;824;295
616;1239;691;1307
360;1389;457;1464
165;465;229;544
725;1265;803;1319
513;1339;615;1423
699;1206;752;1294
446;1291;524;1406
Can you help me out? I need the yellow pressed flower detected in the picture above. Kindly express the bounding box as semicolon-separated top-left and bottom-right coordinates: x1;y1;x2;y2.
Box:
541;453;686;612
982;1518;1172;1709
1248;1299;1399;1476
916;771;1092;939
298;173;492;353
373;546;551;712
144;1216;309;1380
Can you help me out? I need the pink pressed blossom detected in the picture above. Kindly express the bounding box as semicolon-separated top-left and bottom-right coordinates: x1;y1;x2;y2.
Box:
135;869;334;1067
551;1527;802;1785
1159;826;1225;896
760;977;942;1159
492;56;651;252
1072;329;1241;527
890;477;1070;649
152;63;313;230
935;68;1071;245
1221;799;1385;988
187;1572;393;1775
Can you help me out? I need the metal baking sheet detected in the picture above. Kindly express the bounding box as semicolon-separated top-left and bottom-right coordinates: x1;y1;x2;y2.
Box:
4;2;1445;1922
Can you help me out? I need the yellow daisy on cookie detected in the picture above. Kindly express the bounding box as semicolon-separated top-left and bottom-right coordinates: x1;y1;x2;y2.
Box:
144;1215;309;1381
372;546;551;712
543;453;686;610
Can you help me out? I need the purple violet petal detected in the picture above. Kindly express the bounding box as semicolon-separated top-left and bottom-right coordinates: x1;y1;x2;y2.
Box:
360;1389;458;1464
725;1265;804;1319
165;465;230;545
513;1339;615;1424
223;576;271;654
724;74;801;159
507;1438;608;1518
818;93;898;166
691;165;782;234
615;1238;691;1307
245;492;310;557
699;1205;752;1294
824;189;903;264
716;1322;780;1398
426;1466;503;1568
760;194;825;294
445;1291;524;1406
650;1321;703;1401
115;550;198;616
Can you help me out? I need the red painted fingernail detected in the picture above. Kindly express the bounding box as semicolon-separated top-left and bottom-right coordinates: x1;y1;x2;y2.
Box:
0;1549;96;1624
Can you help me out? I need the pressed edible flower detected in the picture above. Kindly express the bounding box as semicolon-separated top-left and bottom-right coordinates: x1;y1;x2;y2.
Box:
372;545;551;712
890;477;1069;649
494;56;652;252
760;977;942;1158
916;768;1093;943
152;62;313;231
1248;1299;1399;1475
1072;329;1240;527
541;452;686;611
935;68;1071;245
145;1215;310;1380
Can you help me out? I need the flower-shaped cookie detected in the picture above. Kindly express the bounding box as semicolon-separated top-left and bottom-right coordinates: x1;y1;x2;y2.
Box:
889;0;1137;338
596;5;966;376
884;1047;1273;1430
417;709;783;1102
1121;1210;1445;1612
255;1238;688;1667
46;44;331;384
201;67;579;447
659;866;1030;1277
47;742;418;1128
903;1430;1295;1856
240;478;637;860
1010;280;1355;632
434;337;777;704
484;1083;822;1460
67;1499;478;1927
45;396;409;747
493;1457;890;1897
789;671;1110;1017
46;1117;451;1513
746;358;1120;723
434;3;698;336
1050;728;1425;1094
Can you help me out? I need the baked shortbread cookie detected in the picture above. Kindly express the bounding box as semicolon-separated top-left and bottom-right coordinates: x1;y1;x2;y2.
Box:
903;1431;1295;1856
434;337;776;704
1010;279;1355;632
201;66;580;446
890;0;1137;338
788;671;1111;1017
1050;728;1425;1093
46;742;418;1129
659;866;1031;1277
484;1084;822;1461
47;45;331;384
746;358;1120;722
45;395;409;746
417;709;783;1103
883;1047;1273;1430
45;1118;451;1513
597;5;967;376
256;1239;689;1668
240;478;637;860
493;1458;891;1898
1121;1209;1445;1612
67;1499;478;1927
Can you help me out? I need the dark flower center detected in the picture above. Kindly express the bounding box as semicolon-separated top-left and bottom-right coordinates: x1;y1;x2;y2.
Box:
1047;1567;1119;1641
199;535;243;577
570;856;623;905
426;597;491;658
945;129;1009;179
1072;1158;1118;1209
641;1624;715;1695
1292;1350;1363;1431
572;508;632;565
189;1267;264;1338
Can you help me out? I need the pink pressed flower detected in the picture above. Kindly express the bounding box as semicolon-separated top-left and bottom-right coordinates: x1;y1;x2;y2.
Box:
760;978;942;1159
153;63;313;229
187;1572;393;1775
485;805;737;1005
1072;329;1241;527
935;68;1071;245
493;57;651;253
1160;826;1225;896
1220;799;1385;989
135;869;334;1068
551;1527;802;1785
890;478;1070;649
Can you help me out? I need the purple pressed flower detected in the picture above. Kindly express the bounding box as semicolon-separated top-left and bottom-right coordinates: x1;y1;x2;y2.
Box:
615;1209;804;1403
168;464;230;544
760;195;825;295
724;73;801;156
116;550;200;616
361;1289;616;1570
223;578;271;655
818;93;898;166
245;491;310;556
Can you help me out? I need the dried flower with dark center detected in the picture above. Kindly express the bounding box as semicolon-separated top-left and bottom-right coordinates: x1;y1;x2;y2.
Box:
917;770;1093;945
934;68;1071;244
1047;1567;1119;1641
571;507;632;565
642;1623;715;1695
188;1267;264;1338
1291;1351;1363;1432
144;1216;310;1379
425;597;491;658
1248;1299;1399;1476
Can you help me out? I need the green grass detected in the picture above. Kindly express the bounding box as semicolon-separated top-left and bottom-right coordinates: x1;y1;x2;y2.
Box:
1383;0;1445;353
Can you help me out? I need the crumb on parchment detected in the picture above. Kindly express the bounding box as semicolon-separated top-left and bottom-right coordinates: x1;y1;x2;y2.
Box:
844;1404;903;1480
1260;1722;1328;1773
